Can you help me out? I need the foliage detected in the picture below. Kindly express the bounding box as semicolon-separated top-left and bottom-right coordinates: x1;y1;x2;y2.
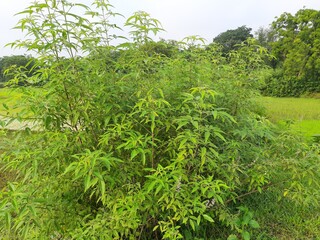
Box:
260;68;312;97
254;27;275;50
254;27;278;68
125;11;164;45
0;1;319;239
0;55;36;85
212;25;253;54
268;9;320;96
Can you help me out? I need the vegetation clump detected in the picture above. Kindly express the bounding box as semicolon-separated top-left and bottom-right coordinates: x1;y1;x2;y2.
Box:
0;1;319;239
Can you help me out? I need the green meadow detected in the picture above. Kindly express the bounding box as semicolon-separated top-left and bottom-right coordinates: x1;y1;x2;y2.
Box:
0;87;23;116
259;97;320;140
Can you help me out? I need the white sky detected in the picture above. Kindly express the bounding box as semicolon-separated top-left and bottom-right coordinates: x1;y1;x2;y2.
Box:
1;0;320;56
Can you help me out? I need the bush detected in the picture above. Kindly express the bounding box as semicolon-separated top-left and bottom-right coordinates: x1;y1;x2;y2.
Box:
261;68;320;97
0;1;319;239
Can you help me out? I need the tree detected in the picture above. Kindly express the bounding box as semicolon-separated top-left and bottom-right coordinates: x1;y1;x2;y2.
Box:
212;25;253;54
269;9;320;95
0;55;35;84
254;27;277;67
254;27;276;50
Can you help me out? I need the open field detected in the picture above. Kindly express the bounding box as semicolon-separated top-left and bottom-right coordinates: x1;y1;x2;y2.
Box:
259;96;320;140
260;97;320;121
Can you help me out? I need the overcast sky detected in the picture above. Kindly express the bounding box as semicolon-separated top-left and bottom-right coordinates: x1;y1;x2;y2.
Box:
1;0;320;56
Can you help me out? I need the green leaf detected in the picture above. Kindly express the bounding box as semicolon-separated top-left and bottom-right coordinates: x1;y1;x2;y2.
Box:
147;181;156;193
3;103;9;110
155;184;163;195
84;175;91;191
189;219;195;231
5;212;11;228
227;234;238;240
243;213;251;225
204;131;210;143
242;231;250;240
100;180;106;200
131;149;139;160
203;214;214;223
201;147;207;166
249;219;260;229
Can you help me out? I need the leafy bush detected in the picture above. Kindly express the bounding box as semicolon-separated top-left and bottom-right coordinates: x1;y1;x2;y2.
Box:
261;68;320;97
0;0;319;239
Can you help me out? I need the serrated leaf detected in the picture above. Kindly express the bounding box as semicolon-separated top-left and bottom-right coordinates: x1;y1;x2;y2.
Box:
5;212;11;228
201;147;206;166
243;213;251;225
100;180;106;199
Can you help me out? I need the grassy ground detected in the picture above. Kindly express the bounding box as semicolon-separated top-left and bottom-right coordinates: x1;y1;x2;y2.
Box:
259;97;320;141
0;87;23;117
254;96;320;239
247;188;320;240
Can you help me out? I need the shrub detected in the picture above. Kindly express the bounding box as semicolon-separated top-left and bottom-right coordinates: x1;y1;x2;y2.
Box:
0;0;319;239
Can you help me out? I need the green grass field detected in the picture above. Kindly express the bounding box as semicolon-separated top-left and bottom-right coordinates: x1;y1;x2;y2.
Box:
259;97;320;140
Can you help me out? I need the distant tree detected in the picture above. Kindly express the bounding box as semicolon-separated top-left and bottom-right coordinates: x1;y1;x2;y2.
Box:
254;27;277;67
212;25;253;54
270;9;320;94
139;39;180;57
254;27;275;50
0;55;35;83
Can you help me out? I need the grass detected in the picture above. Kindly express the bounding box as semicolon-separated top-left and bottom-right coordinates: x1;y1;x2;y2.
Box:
260;97;320;121
259;97;320;140
0;87;23;116
247;189;320;240
253;96;320;239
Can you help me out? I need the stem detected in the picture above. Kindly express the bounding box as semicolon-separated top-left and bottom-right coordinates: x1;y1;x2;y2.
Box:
152;131;155;168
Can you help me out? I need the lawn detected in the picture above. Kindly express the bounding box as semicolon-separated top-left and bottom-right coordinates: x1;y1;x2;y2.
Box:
259;96;320;140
